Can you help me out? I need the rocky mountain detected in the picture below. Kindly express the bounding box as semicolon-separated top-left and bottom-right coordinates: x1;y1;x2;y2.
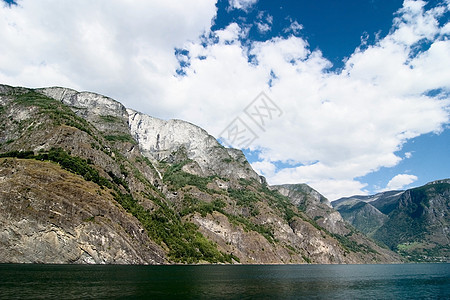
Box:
333;180;450;262
332;191;403;236
272;184;347;235
0;84;401;264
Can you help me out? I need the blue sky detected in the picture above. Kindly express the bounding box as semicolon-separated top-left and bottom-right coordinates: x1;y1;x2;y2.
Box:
1;0;449;199
213;0;405;69
211;0;449;196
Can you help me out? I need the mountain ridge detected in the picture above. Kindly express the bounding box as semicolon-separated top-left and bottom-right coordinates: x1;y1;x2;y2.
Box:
0;84;403;264
333;179;450;262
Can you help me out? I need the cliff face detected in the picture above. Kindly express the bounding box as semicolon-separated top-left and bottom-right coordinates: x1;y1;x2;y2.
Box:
127;109;260;181
0;84;401;264
0;158;165;264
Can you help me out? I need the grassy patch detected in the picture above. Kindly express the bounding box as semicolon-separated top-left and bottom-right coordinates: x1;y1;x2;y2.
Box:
397;242;423;252
163;160;212;192
0;148;112;188
104;134;136;144
180;194;226;217
99;115;122;123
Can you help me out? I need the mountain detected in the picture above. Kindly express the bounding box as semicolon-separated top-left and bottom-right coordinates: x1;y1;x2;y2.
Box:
272;184;346;234
333;180;450;262
0;84;401;264
332;191;403;236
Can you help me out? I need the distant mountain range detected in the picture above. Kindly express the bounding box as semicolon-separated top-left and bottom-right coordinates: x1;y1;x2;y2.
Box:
0;84;446;264
333;179;450;262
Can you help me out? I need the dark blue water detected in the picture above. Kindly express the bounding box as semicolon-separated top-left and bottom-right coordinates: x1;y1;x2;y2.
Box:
0;263;448;299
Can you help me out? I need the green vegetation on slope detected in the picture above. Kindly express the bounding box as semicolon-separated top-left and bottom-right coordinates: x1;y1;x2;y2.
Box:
104;134;137;144
163;160;211;191
113;191;234;263
228;188;260;217
0;149;233;264
0;86;400;264
163;163;278;243
14;91;94;136
0;148;111;188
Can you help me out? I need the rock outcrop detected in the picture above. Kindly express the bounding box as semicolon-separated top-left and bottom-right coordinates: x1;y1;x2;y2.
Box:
127;109;260;181
0;158;165;264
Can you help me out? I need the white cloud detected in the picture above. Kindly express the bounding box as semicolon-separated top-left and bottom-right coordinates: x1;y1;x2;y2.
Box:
284;20;303;35
228;0;258;11
0;0;449;200
309;180;369;201
215;23;243;43
257;22;271;33
405;152;413;159
384;174;418;191
251;160;276;177
0;0;217;114
255;11;272;33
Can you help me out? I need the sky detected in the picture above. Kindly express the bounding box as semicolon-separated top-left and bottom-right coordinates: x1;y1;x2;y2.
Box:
0;0;449;200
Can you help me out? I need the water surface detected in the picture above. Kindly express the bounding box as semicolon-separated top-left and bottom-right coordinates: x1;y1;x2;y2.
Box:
0;263;448;299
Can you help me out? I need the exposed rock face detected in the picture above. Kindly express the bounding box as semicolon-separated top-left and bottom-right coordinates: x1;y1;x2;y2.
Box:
38;87;129;121
39;86;260;181
0;158;165;264
191;211;297;264
0;84;402;264
191;209;397;264
127;109;260;181
272;184;347;235
274;183;331;207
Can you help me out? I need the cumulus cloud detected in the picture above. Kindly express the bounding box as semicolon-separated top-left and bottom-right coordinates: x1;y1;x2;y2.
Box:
228;0;258;11
0;0;449;200
0;0;217;114
177;0;448;199
384;174;418;190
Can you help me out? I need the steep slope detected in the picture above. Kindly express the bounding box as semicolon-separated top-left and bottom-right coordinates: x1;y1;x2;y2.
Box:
0;84;401;264
127;109;260;181
372;180;450;261
272;184;398;261
334;180;450;262
333;191;407;236
0;157;165;264
335;201;388;236
272;184;345;234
